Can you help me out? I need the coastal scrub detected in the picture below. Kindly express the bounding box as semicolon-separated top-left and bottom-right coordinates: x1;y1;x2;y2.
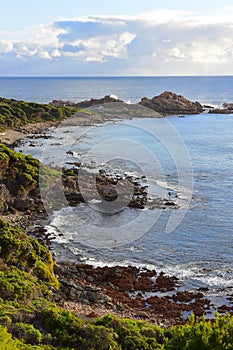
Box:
0;97;82;130
0;219;233;348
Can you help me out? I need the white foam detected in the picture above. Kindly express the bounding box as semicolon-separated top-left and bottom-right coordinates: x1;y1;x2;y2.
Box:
110;94;119;100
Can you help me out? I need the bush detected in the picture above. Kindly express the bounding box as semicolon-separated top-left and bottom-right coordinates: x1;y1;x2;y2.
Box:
0;220;59;301
164;313;233;350
0;325;23;350
96;315;165;349
0;97;81;129
41;304;120;349
14;322;43;344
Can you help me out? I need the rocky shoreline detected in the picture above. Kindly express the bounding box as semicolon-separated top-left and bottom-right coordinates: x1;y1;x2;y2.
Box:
50;91;204;116
1;90;232;146
1;91;233;328
53;261;233;327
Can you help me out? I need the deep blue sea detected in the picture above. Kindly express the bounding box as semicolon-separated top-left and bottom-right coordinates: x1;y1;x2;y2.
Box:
2;76;233;306
1;76;233;106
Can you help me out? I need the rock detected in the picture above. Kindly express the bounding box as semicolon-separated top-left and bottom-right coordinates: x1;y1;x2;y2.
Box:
154;272;179;291
172;291;199;303
0;184;11;212
223;103;233;110
139;91;203;115
134;276;154;291
208;107;233;114
53;261;215;326
13;196;35;211
98;184;118;201
50;95;123;108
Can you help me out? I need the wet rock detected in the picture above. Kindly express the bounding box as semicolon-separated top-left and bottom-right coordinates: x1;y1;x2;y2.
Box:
154;272;179;291
217;304;233;313
208;108;233;114
53;261;215;326
134;276;154;291
98;184;118;201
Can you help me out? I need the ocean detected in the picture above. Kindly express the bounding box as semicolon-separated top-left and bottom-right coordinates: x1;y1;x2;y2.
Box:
2;76;233;307
1;76;233;106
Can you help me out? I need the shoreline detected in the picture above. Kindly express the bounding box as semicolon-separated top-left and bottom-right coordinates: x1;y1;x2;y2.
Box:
52;260;233;326
0;121;61;146
1;93;233;327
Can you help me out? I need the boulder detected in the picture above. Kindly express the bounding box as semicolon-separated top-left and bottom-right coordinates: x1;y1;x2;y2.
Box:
14;196;35;211
139;91;203;115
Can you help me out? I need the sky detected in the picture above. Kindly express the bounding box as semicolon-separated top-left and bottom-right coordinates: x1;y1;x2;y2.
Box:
1;0;233;76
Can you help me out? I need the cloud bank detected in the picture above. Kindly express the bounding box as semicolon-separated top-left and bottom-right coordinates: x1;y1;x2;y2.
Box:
1;11;233;75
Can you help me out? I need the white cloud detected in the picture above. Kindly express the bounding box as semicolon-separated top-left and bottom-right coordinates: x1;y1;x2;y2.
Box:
39;51;52;60
85;56;106;63
0;40;14;53
167;39;233;64
1;11;233;75
168;47;187;61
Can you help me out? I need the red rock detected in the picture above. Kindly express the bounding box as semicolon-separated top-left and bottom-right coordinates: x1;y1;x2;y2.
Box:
154;273;178;291
134;276;154;291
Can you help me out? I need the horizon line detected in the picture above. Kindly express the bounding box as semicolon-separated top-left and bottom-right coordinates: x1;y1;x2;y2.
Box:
1;74;233;78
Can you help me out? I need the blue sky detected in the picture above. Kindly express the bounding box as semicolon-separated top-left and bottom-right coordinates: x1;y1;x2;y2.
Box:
1;0;233;76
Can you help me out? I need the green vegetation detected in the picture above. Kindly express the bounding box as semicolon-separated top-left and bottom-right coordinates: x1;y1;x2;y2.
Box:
0;143;39;195
0;97;81;130
0;218;232;350
0;189;232;349
165;313;233;350
0;220;59;301
0;143;60;212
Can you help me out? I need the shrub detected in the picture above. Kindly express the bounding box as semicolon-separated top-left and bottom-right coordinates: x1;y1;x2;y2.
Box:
0;97;81;130
0;220;59;299
96;315;165;350
164;313;233;350
41;304;120;349
14;322;43;344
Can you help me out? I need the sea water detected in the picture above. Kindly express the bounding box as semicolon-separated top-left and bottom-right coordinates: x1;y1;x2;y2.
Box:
3;76;233;299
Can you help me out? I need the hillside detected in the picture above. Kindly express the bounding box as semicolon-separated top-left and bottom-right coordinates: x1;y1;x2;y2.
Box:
0;97;81;131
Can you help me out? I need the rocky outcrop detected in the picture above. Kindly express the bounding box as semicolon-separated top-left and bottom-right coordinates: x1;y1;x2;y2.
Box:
63;168;148;209
63;167;177;210
50;95;123;108
139;91;204;115
54;262;214;325
208;103;233;114
0;184;11;213
50;92;205;116
223;103;233;110
0;143;177;220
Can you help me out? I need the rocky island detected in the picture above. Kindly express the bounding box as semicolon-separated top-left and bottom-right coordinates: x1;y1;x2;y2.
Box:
139;91;204;115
